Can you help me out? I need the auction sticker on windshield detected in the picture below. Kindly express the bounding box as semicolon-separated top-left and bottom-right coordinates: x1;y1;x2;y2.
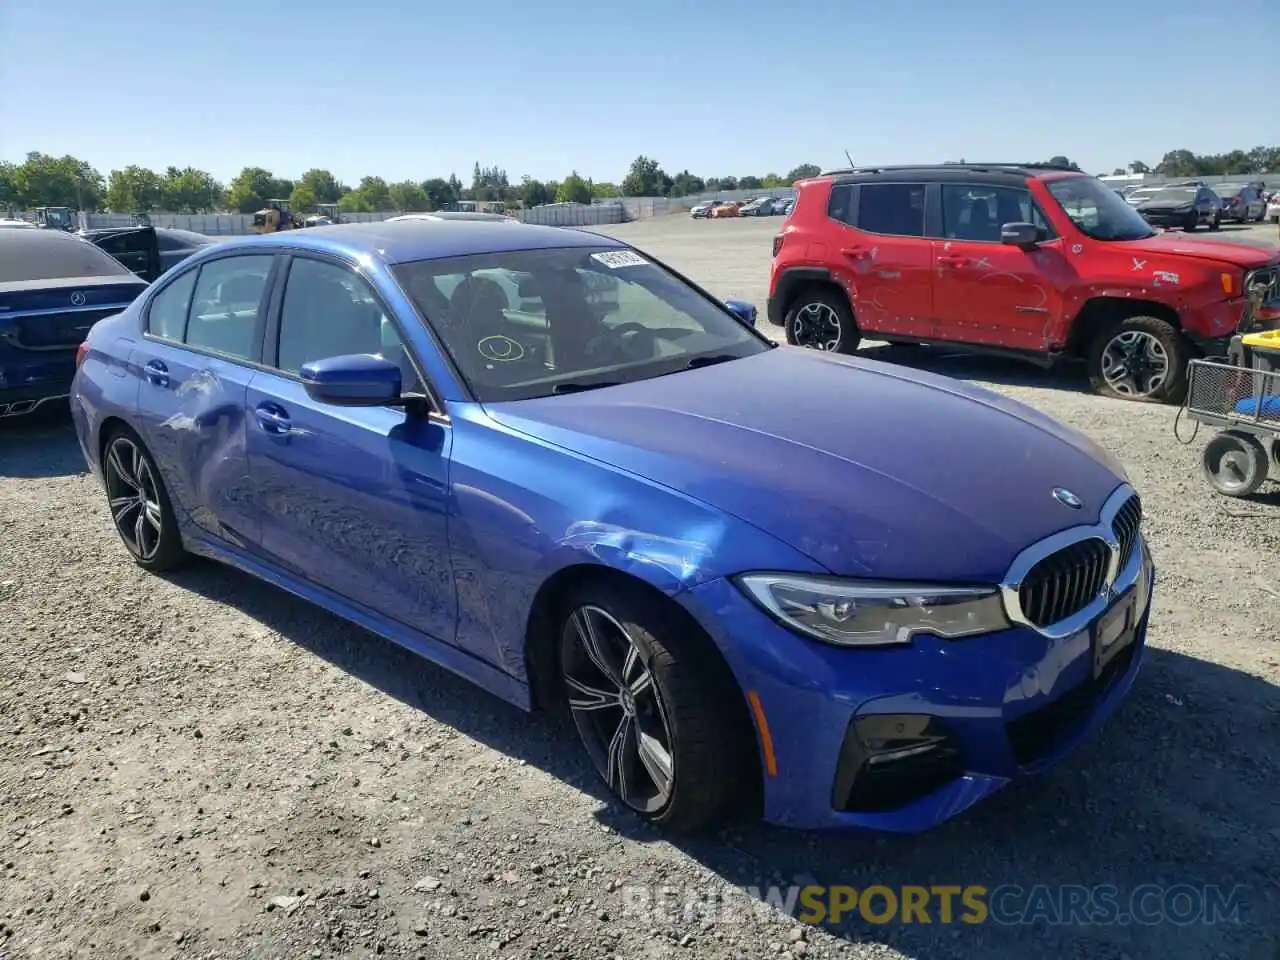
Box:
592;251;648;269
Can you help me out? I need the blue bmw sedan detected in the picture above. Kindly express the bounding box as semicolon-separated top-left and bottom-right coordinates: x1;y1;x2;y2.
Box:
70;219;1153;833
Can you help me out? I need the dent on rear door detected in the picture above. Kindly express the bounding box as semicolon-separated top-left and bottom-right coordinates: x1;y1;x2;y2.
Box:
133;343;259;546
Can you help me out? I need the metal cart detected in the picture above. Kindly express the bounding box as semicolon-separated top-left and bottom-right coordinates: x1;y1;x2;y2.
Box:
1182;330;1280;497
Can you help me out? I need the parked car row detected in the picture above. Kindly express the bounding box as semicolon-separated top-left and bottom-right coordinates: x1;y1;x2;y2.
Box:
1120;180;1271;231
769;163;1280;404
57;215;1152;838
690;196;795;219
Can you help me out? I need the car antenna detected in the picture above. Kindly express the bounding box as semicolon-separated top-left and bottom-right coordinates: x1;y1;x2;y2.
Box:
844;149;855;168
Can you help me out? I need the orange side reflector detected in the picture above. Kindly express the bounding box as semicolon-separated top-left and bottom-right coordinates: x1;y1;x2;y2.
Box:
1221;272;1237;296
746;690;778;778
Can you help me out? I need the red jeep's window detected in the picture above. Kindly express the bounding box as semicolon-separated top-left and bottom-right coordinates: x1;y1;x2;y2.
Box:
941;185;1056;242
857;183;925;237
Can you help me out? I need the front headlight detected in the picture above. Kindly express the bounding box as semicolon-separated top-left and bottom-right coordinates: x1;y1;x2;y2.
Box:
735;574;1010;648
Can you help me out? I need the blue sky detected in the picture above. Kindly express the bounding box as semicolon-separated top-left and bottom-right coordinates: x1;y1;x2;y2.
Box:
2;0;1277;187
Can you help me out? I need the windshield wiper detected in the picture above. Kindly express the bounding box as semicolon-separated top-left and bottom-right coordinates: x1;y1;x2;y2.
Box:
552;381;620;395
685;354;740;369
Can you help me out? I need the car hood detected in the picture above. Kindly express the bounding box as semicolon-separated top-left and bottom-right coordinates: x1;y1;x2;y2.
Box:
1120;232;1276;268
485;349;1126;583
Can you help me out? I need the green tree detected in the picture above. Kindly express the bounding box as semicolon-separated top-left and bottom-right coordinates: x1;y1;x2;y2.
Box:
668;170;706;197
0;162;18;210
226;167;286;213
591;181;620;198
105;165;165;212
297;169;346;204
388;180;430;212
621;156;671;197
739;175;763;191
786;163;821;182
1129;160;1151;174
1154;149;1199;178
355;176;392;210
289;184;318;215
337;190;371;213
557;171;593;204
162;167;222;213
14;152;105;210
518;175;549;208
421;177;457;211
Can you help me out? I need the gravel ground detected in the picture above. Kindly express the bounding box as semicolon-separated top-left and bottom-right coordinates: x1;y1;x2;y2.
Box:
1;215;1278;960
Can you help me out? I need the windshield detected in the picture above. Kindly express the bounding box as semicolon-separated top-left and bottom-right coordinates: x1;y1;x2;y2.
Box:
1046;176;1157;241
1143;187;1197;202
1215;184;1243;195
392;245;769;402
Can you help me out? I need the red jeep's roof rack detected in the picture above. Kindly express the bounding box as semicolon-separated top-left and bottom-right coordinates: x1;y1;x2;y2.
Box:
819;162;1081;177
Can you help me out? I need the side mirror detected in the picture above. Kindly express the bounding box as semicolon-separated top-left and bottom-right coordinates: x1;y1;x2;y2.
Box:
1000;222;1039;248
722;298;757;327
300;354;403;407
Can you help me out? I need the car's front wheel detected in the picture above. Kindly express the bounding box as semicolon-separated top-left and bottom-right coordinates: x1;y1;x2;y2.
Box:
1087;315;1188;403
558;580;754;832
1209;212;1222;231
784;288;860;354
101;428;187;571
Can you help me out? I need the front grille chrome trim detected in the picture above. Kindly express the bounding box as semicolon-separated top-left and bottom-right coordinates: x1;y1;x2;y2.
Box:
1000;483;1143;640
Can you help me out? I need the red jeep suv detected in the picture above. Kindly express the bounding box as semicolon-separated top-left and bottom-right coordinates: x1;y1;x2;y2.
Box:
768;163;1280;403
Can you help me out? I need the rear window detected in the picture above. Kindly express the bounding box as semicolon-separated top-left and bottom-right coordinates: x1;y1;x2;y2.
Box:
0;232;135;284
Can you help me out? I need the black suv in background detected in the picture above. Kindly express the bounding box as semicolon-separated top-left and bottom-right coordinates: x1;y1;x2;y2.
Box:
1131;184;1222;231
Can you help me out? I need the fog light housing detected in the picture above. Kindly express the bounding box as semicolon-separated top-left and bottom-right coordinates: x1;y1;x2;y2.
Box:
832;714;964;813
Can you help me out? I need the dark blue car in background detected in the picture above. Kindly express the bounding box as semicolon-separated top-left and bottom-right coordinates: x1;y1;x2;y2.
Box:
69;219;1153;833
1;228;148;418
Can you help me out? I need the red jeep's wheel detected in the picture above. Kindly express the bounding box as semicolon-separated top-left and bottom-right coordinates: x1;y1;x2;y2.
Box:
1087;315;1189;404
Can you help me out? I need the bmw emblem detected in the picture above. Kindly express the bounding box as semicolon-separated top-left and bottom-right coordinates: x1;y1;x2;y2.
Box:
70;291;86;306
1052;487;1083;509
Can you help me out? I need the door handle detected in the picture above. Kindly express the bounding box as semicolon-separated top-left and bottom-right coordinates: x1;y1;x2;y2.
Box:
254;404;292;434
936;255;968;267
143;359;169;386
842;247;870;261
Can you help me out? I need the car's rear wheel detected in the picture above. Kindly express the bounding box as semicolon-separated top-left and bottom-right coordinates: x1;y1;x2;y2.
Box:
1209;213;1222;231
1087;315;1188;404
101;429;187;571
1183;213;1197;232
1202;430;1270;497
558;580;754;832
784;288;860;354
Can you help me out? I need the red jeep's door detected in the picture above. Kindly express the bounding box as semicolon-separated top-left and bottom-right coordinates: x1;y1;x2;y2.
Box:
931;183;1071;352
830;182;933;341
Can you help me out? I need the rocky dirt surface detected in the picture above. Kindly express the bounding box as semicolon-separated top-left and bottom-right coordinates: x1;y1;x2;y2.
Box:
1;216;1278;960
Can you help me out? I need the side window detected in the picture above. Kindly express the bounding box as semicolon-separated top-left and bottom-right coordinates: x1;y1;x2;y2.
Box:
276;257;405;377
827;184;853;225
942;185;1056;242
146;269;198;341
185;255;273;360
856;183;925;237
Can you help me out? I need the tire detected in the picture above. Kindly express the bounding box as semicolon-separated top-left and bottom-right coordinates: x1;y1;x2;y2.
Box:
101;427;188;572
1086;314;1189;404
1202;430;1270;497
783;287;860;354
1270;215;1278;224
1209;213;1221;231
558;579;756;833
1183;214;1197;232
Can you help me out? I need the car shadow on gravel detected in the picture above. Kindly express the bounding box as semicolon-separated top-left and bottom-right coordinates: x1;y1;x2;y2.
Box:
164;557;1278;959
856;343;1093;396
0;409;88;479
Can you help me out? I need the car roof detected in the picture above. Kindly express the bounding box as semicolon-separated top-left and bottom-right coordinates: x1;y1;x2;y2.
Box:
209;219;626;265
388;211;515;222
